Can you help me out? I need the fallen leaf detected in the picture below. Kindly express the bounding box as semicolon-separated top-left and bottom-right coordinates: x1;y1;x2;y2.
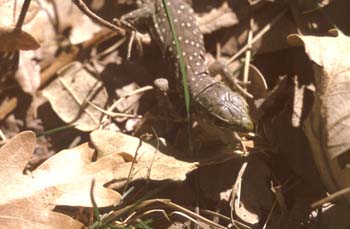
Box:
0;26;40;51
0;199;83;229
198;2;240;34
37;0;101;45
0;131;84;228
288;30;350;200
0;0;40;51
90;129;198;189
0;97;17;120
14;50;41;93
43;62;108;131
32;143;121;207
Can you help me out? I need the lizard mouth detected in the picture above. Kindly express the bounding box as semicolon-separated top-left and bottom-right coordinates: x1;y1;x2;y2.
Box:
197;103;254;132
211;114;254;133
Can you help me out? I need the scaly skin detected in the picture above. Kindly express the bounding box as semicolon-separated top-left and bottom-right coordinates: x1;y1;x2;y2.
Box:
122;0;253;132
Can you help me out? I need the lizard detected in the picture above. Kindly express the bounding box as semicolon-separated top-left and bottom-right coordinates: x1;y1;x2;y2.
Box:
121;0;254;132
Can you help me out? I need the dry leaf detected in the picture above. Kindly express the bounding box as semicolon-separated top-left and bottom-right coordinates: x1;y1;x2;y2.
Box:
0;131;84;228
0;97;17;120
32;143;121;207
0;0;40;51
0;26;40;51
14;50;41;93
288;30;350;200
0;131;121;208
90;130;198;189
43;62;108;131
37;0;101;45
197;2;240;34
0;199;83;229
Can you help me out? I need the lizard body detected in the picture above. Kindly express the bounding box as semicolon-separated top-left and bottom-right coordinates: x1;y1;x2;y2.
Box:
122;0;253;132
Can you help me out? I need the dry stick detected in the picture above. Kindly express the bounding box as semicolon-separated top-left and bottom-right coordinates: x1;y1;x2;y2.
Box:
262;200;277;229
93;36;127;60
197;206;251;229
14;0;31;31
87;101;143;119
227;8;288;64
0;127;7;141
147;127;160;181
169;211;207;228
106;85;154;112
230;162;251;229
99;85;154;124
311;187;350;210
122;138;143;195
164;201;226;229
106;198;226;229
72;0;126;36
242;18;254;90
132;209;172;223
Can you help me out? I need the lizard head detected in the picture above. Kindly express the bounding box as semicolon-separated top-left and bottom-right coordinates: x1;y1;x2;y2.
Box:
194;83;254;132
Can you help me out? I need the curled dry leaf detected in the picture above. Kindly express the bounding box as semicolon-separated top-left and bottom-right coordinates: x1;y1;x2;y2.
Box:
43;62;108;131
288;30;350;202
0;26;40;51
90;130;198;189
0;0;40;51
0;131;84;228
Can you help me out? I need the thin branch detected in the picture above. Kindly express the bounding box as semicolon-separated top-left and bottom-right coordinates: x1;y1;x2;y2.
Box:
15;0;31;31
311;187;350;210
72;0;126;35
227;8;288;64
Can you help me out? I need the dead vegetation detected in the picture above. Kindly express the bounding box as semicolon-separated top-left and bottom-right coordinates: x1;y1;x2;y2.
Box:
1;0;350;228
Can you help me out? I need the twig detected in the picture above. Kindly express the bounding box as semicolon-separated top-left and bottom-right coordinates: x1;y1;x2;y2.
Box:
262;200;277;229
72;0;126;35
242;18;254;91
87;100;143;119
169;211;207;228
122;138;143;195
15;0;31;31
106;85;154;113
311;187;350;210
147;127;160;181
227;8;288;64
0;127;7;141
230;162;251;229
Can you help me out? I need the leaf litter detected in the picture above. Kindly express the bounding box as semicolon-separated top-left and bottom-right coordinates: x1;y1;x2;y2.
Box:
1;0;350;228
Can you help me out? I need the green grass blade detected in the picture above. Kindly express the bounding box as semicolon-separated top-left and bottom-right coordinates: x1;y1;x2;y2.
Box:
161;0;191;119
35;123;77;137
